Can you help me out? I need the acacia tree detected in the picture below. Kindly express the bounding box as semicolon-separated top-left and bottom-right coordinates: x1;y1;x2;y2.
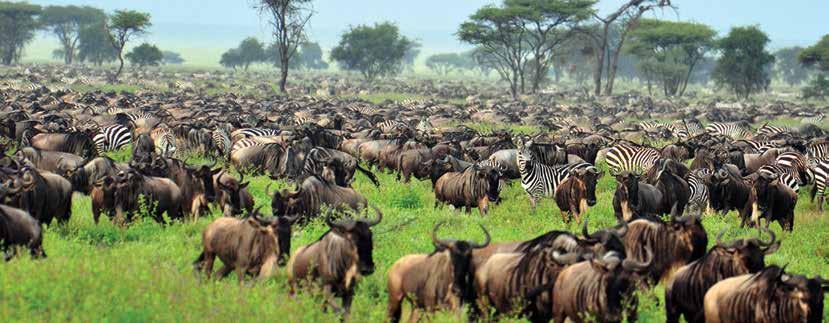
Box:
713;26;775;99
625;19;715;96
125;43;162;67
330;22;415;82
297;42;327;70
799;35;829;99
774;47;810;86
458;5;530;98
582;0;674;96
505;0;595;92
78;21;116;66
254;0;313;93
40;5;105;64
238;37;265;70
0;2;41;65
220;48;242;70
107;10;151;81
162;50;184;65
426;53;466;76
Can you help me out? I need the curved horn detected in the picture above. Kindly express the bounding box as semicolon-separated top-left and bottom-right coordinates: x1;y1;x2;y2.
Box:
265;183;275;198
581;218;591;238
282;213;300;225
622;247;653;272
552;251;582;265
759;227;777;252
365;205;383;227
715;229;728;246
431;221;450;248
616;218;629;237
324;208;345;230
469;224;491;249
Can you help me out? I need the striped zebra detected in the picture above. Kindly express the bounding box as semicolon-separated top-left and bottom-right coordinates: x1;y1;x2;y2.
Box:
347;104;376;115
802;113;825;124
230;128;280;141
294;115;313;126
416;117;432;134
152;128;177;158
757;165;802;192
516;139;596;209
376;120;407;133
93;124;132;154
604;143;661;175
687;168;712;215
705;122;752;139
807;142;829;161
212;129;232;159
775;151;813;185
756;123;789;137
810;159;829;211
734;139;781;154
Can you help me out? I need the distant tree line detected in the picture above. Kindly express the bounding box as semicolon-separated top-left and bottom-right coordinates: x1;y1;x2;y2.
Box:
219;37;328;72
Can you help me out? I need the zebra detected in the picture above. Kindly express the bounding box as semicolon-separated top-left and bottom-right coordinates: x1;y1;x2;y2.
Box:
93;124;132;154
734;139;781;154
376;120;407;133
756;123;789;137
604;142;661;175
802;113;825;124
775;151;813;185
212;129;232;159
516;139;596;209
152;128;177;158
347;103;376;115
757;164;801;192
705;122;752;139
230;128;280;141
807;142;829;161
687;168;712;215
810;159;829;211
294;115;313;126
416;117;432;134
231;138;264;154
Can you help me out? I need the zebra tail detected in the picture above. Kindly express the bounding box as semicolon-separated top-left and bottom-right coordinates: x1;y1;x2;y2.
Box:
355;163;380;188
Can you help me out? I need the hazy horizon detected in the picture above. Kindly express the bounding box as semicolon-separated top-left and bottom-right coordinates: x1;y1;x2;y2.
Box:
22;0;829;67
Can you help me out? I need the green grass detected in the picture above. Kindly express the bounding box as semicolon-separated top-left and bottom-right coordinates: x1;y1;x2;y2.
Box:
1;157;827;322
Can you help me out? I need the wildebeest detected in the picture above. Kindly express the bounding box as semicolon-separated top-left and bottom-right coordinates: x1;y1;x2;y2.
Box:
287;207;382;317
749;170;797;231
305;147;379;187
67;156;128;193
28;131;98;158
665;229;780;323
164;158;220;220
193;207;298;281
10;167;73;225
231;143;288;178
623;214;708;284
0;197;46;260
551;249;652;323
433;165;500;215
704;265;828;323
110;169;183;223
613;172;663;221
269;175;367;223
386;223;490;323
213;171;253;217
14;147;85;175
555;166;602;223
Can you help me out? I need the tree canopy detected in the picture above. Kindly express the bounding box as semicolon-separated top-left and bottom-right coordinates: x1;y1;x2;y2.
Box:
77;21;116;66
625;19;716;96
425;53;469;76
330;22;415;82
799;34;829;72
220;48;242;70
238;37;266;70
254;0;313;92
774;47;811;86
0;2;41;65
125;43;162;67
108;10;152;80
713;25;775;99
40;5;105;64
162;50;184;65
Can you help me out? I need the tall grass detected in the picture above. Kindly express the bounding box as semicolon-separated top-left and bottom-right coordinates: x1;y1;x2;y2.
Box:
1;158;827;322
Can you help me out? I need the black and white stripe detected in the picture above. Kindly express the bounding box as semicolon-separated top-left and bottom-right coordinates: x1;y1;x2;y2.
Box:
232;128;279;140
810;160;829;208
517;140;595;206
807;142;829;161
756;123;789;137
687;168;712;213
153;129;177;158
775;151;813;185
705;122;751;139
802;113;824;124
605;143;661;175
212;129;232;159
376;120;407;133
93;124;132;153
758;165;801;192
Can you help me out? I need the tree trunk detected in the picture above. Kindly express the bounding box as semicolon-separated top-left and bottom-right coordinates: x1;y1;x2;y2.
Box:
593;28;608;96
115;55;124;81
279;59;289;93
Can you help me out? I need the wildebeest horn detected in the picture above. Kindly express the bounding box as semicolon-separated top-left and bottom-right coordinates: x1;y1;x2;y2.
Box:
282;213;300;225
265;183;274;198
324;208;345;230
759;228;777;253
365;205;382;227
431;221;451;248
616;218;628;237
250;206;264;221
469;224;491;249
552;251;581;265
716;229;727;246
581;218;595;241
622;247;653;272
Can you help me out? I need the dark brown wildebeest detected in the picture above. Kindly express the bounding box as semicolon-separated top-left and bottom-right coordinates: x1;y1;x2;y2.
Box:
0;184;46;260
395;148;433;183
386;223;490;323
8;167;73;225
163;158;220;220
623;214;708;285
304;147;379;187
193;207;298;281
749;170;797;231
434;165;500;215
551;249;652;323
665;229;780;323
213;171;252;217
67;156;129;194
613;172;663;221
704;265;828;323
287;207;382;318
91;175;117;223
646;158;691;217
707;164;753;217
231;143;287;178
555;167;603;223
472;220;628;322
566;142;601;165
29;132;98;159
111;169;183;223
269;175;367;223
14;147;85;175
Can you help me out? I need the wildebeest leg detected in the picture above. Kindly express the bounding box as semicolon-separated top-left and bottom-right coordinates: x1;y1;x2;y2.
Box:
560;210;569;224
387;292;404;323
408;307;421;323
214;264;234;280
321;285;343;313
257;256;277;281
819;195;824;212
341;290;354;320
626;296;639;322
664;293;679;323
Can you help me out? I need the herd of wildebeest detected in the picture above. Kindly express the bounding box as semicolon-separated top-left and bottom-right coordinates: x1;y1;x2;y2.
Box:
1;68;828;322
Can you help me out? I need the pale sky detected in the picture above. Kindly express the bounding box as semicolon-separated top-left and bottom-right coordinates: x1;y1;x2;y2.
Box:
25;0;829;65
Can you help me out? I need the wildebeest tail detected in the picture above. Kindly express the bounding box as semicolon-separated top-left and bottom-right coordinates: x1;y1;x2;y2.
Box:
356;163;380;187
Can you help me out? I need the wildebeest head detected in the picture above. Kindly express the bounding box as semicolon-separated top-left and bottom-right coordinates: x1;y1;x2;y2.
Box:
590;248;653;321
616;172;641;211
431;221;490;300
670;214;709;262
217;171;250;216
572;166;603;206
752;170;779;215
273;213;299;266
190;163;221;203
579;219;628;258
714;228;780;272
476;165;501;202
325;206;383;275
268;184;302;218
